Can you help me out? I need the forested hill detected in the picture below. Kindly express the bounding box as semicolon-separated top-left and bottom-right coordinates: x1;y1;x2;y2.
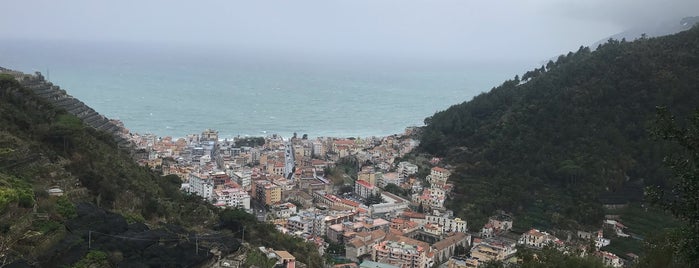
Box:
418;25;699;229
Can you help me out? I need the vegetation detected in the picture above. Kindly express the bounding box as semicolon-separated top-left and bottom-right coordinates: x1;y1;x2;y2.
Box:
234;137;265;147
72;250;110;268
384;183;409;197
244;248;277;268
418;26;699;230
219;208;324;266
325;155;361;185
517;245;606;268
363;192;384;206
0;74;320;266
640;107;699;266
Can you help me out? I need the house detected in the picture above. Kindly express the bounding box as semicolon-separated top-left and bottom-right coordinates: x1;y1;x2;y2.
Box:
518;229;563;249
481;213;513;237
596;251;623;267
595;230;611;249
603;219;630;237
427;167;451;185
274;250;296;268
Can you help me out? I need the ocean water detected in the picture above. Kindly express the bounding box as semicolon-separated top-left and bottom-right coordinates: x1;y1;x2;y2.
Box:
0;40;528;139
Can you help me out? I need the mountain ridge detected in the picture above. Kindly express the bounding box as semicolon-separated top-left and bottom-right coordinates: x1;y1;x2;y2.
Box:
418;25;699;230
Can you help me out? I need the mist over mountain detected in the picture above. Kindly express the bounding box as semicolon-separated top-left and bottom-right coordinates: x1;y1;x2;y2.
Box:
592;16;699;47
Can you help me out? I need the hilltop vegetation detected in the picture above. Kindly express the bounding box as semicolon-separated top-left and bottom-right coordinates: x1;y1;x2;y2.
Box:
418;26;699;233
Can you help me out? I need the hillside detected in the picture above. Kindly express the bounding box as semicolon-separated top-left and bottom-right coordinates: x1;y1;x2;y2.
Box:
0;72;235;266
0;72;324;267
418;25;699;230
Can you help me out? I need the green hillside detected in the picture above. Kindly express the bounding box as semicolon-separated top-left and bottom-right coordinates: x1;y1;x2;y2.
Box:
418;26;699;231
0;74;322;266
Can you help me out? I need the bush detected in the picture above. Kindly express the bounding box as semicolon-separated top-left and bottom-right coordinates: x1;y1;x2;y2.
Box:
56;196;77;219
73;250;110;268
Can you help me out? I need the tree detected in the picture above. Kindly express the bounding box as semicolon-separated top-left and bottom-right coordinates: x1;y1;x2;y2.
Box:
646;107;699;266
383;183;406;197
363;193;383;206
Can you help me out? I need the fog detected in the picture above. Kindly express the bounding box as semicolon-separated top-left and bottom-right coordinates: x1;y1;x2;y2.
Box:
1;0;697;64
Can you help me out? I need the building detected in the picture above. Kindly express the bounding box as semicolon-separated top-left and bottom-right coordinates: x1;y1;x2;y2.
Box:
272;202;298;219
275;250;296;268
414;188;446;209
252;180;282;205
231;170;252;190
425;213;467;233
446;257;474;268
432;232;471;264
481;213;513;237
200;129;219;142
287;215;313;234
360;261;399;268
356;179;379;199
327;216;390;243
427;167;450;185
188;173;214;200
372;235;434;268
370;192;410;215
213;188;251;210
358;166;378;186
397;162;418;178
518;229;563;249
469;238;517;264
597;251;623;267
345;229;388;262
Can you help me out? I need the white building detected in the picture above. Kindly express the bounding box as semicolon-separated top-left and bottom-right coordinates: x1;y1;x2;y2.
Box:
312;141;324;157
272;202;298;219
397;161;418;178
518;229;563;249
188;173;214;200
425;214;467;233
231;170;252;190
213;188;251;210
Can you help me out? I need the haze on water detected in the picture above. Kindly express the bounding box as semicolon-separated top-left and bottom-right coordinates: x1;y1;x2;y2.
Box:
1;0;696;138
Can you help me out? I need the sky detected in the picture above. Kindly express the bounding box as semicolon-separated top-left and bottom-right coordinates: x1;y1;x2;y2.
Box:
1;0;698;63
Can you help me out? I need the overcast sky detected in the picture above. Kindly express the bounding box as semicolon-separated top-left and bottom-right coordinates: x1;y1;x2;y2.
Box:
1;0;698;63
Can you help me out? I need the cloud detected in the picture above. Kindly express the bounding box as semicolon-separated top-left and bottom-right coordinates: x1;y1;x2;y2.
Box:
0;0;696;62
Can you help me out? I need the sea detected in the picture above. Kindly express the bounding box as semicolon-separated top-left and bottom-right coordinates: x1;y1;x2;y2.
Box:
0;40;530;139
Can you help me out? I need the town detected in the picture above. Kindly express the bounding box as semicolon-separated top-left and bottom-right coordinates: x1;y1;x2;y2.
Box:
128;128;634;268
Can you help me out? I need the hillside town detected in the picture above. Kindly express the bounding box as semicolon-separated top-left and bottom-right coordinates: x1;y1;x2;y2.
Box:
129;129;639;268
